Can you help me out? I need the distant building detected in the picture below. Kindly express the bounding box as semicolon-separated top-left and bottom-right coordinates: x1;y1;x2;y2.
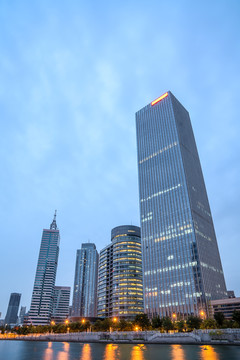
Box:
210;297;240;320
27;212;60;325
227;290;236;298
136;91;227;318
97;225;144;319
18;306;27;325
4;293;21;326
72;243;99;317
52;286;71;323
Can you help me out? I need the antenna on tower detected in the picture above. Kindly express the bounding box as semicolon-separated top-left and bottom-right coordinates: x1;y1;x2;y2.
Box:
50;210;58;230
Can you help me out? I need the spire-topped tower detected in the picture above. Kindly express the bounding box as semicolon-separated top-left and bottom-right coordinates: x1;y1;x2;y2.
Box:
28;211;60;325
50;210;57;230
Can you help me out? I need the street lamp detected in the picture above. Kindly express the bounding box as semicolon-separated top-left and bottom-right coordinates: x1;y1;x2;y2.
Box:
50;321;55;334
200;310;205;319
65;319;69;333
81;319;85;324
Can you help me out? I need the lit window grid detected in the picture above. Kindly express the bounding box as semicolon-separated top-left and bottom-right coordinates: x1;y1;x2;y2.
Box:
97;229;144;319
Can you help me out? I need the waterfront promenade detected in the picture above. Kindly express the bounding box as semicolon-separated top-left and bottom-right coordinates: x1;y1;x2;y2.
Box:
1;329;240;345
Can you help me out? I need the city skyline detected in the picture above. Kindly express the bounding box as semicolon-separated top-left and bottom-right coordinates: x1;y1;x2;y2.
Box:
1;1;240;314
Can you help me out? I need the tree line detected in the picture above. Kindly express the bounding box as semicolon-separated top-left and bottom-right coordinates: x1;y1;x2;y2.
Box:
1;311;240;335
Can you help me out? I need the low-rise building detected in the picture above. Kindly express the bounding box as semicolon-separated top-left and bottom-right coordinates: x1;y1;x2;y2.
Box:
210;297;240;319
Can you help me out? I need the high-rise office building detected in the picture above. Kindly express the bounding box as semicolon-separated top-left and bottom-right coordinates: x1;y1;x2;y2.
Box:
27;212;60;325
52;286;71;323
72;243;98;317
97;225;144;319
136;91;227;318
4;293;21;325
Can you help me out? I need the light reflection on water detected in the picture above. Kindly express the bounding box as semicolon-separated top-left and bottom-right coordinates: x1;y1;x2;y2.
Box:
171;344;185;360
1;340;240;360
80;343;92;360
56;342;70;360
44;342;53;360
200;345;220;360
130;345;146;360
103;343;120;360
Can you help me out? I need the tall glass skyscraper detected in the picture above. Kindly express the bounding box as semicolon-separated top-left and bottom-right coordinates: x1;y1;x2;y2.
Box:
136;91;227;318
72;243;99;318
27;212;60;325
4;293;21;325
97;225;144;319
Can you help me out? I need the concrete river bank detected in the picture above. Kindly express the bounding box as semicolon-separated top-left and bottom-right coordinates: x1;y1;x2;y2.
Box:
1;329;240;345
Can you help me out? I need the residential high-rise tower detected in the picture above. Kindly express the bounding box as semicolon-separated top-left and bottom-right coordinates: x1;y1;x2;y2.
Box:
72;243;98;318
136;91;227;318
27;212;60;325
97;225;144;319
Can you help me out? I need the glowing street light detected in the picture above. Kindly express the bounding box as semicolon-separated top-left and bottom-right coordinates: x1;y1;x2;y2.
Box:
113;317;117;323
81;319;85;324
50;321;55;334
65;319;69;325
135;326;139;332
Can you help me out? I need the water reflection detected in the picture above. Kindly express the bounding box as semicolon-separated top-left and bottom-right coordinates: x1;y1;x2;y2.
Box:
57;342;70;360
44;342;53;360
130;345;146;360
80;343;92;360
103;344;119;360
200;345;220;360
171;344;185;360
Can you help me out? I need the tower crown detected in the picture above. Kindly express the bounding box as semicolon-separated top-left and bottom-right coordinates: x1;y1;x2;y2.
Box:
50;210;58;230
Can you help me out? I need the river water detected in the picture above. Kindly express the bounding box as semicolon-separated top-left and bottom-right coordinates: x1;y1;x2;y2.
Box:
0;341;239;360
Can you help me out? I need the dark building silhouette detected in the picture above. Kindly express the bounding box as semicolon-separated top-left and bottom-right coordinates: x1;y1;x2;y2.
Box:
4;293;21;325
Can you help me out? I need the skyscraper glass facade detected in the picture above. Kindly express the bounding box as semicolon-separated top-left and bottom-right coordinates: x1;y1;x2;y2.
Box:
72;243;99;317
28;213;60;325
97;225;144;319
136;92;227;318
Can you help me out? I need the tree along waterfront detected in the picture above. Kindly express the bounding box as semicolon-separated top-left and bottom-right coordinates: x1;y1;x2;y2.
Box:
1;312;240;335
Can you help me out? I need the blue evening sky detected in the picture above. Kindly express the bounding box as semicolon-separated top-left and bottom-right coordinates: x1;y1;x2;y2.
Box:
0;0;239;316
